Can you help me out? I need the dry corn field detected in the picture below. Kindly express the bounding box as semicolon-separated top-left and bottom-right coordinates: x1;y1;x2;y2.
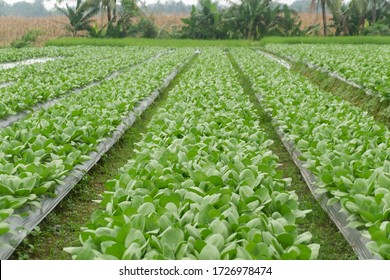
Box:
0;16;68;47
148;13;188;30
0;14;188;47
0;13;332;47
299;12;334;32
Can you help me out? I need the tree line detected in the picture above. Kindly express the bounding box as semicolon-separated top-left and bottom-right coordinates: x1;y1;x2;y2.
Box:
0;0;57;17
181;0;390;38
55;0;303;38
4;0;387;38
58;0;390;39
322;0;390;36
0;0;192;17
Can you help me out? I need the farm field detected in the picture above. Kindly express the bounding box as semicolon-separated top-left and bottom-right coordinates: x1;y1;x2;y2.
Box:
0;44;389;260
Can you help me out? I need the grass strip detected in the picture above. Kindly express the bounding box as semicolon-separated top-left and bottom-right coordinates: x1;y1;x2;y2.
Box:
45;38;261;48
260;36;390;45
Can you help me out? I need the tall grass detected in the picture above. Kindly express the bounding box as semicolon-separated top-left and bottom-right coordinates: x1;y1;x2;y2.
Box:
47;36;390;48
45;37;259;47
260;36;390;45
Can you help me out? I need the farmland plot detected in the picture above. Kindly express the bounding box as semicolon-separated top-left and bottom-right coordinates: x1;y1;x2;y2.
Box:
263;44;390;99
65;49;319;260
231;48;390;259
0;48;193;257
1;45;385;260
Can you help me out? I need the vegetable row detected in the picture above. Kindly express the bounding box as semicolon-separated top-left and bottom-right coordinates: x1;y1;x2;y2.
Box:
231;48;390;259
0;49;192;242
263;44;390;99
0;47;164;120
0;47;77;64
65;49;319;260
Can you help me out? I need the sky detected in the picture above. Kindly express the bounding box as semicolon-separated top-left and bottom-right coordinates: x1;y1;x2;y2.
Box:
2;0;296;11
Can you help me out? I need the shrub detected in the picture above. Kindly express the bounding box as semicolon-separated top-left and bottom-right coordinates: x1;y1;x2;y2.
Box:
10;29;44;48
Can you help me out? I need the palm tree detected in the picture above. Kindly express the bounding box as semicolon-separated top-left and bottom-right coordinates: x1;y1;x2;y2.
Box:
371;0;378;22
310;0;343;36
56;0;100;36
102;0;117;22
367;0;389;23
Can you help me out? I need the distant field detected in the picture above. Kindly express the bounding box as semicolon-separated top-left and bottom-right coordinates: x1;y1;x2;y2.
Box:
0;12;330;47
0;14;188;47
0;16;68;47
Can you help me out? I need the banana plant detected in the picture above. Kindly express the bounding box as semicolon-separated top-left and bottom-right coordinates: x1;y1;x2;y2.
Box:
181;0;222;39
56;0;100;37
240;0;272;39
268;5;303;36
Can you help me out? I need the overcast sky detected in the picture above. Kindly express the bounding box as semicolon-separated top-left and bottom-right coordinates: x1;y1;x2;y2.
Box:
3;0;296;10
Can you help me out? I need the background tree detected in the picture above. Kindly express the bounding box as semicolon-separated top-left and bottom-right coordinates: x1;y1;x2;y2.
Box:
102;0;117;22
239;0;273;39
269;4;303;36
212;0;276;40
91;0;156;38
109;0;141;37
0;0;55;17
310;0;328;36
180;6;203;39
327;0;390;35
181;0;223;39
142;0;192;14
181;0;303;39
56;0;100;37
329;2;349;35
